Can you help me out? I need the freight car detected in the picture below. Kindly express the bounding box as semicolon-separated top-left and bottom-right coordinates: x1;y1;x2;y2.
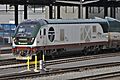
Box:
12;17;120;60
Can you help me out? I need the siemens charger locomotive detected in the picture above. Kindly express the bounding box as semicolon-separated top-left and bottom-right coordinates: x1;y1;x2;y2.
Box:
12;17;120;60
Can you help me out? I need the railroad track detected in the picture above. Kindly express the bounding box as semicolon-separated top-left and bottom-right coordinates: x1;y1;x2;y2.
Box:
69;63;120;80
0;48;120;79
0;58;18;66
0;51;120;69
45;52;120;66
0;46;12;54
89;72;120;80
77;72;120;80
0;49;12;54
0;62;120;80
0;48;120;66
0;53;120;80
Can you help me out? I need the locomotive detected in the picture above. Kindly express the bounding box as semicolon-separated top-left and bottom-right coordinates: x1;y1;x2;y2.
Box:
12;17;120;60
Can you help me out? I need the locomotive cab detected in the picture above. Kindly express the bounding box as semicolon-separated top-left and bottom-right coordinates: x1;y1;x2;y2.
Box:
12;20;46;60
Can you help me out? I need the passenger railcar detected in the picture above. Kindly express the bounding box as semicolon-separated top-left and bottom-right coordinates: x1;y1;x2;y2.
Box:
12;17;120;60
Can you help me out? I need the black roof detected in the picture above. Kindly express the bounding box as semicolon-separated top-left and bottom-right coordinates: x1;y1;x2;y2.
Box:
44;18;109;33
0;0;120;7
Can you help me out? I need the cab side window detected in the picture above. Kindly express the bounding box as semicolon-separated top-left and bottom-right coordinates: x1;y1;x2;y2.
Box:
43;29;46;35
40;30;41;35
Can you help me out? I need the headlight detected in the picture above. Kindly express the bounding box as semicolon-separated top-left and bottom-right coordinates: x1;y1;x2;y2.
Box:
106;35;108;38
13;38;17;42
31;38;34;42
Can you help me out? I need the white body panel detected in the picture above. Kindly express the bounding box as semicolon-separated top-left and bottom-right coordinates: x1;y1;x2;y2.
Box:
36;23;108;46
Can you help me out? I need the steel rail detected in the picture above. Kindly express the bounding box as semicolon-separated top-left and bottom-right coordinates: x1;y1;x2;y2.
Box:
70;70;120;80
0;58;18;66
0;46;12;54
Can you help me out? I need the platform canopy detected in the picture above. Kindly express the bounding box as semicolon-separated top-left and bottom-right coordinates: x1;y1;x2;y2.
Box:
55;0;120;7
0;0;53;5
0;0;119;7
0;0;55;5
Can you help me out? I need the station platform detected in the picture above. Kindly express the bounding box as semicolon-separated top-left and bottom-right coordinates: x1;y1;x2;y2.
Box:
46;56;120;69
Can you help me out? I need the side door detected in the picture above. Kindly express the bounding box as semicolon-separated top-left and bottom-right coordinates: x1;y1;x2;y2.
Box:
39;28;47;45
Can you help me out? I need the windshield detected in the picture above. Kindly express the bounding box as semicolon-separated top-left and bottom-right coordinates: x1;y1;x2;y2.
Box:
16;24;37;37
